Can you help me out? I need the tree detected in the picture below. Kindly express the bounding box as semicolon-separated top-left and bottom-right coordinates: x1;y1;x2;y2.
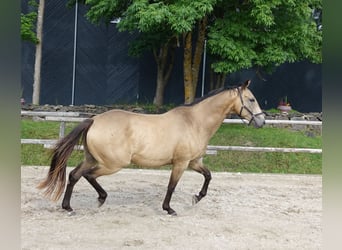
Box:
84;0;216;106
21;12;39;44
161;0;215;104
85;0;178;106
128;31;178;106
21;0;45;105
114;2;179;107
182;16;208;104
207;0;322;87
77;0;322;105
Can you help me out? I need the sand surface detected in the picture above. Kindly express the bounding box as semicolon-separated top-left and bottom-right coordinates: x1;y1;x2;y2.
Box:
21;166;322;249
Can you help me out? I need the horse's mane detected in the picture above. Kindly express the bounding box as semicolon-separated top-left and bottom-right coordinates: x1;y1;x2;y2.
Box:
183;85;240;107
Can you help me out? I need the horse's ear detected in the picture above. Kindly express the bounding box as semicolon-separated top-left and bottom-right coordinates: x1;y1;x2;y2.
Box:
241;80;251;90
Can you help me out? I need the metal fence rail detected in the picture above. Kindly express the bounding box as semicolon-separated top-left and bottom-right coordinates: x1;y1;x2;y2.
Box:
223;118;322;126
207;145;322;154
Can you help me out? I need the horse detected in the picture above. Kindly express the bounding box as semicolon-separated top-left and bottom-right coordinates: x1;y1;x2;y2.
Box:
37;79;265;215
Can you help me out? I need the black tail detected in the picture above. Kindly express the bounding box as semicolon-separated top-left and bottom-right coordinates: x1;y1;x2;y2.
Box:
37;119;94;201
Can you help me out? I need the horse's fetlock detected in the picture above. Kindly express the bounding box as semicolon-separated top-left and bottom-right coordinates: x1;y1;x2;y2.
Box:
62;203;72;212
162;204;169;211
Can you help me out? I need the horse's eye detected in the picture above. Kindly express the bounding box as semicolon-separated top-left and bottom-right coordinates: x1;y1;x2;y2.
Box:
249;98;255;102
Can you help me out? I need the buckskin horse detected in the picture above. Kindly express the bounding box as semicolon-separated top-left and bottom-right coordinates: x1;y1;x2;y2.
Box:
38;80;265;215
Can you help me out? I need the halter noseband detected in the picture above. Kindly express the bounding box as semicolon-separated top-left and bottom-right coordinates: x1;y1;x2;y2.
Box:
237;88;264;126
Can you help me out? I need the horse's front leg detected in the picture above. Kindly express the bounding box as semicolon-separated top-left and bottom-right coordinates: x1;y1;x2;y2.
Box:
189;158;212;204
162;161;188;216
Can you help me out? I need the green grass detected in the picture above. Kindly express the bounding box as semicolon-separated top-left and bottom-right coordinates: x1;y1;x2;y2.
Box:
205;124;321;174
21;120;84;166
21;119;322;174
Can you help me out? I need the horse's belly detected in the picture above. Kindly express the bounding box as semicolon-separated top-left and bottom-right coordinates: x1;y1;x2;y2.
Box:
131;152;172;167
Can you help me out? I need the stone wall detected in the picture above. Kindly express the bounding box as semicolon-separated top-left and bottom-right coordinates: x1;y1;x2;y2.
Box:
263;111;322;136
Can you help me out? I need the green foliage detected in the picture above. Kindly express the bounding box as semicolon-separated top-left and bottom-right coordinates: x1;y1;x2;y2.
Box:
113;0;215;33
78;0;322;101
208;0;322;74
85;0;131;24
85;0;216;56
21;0;39;44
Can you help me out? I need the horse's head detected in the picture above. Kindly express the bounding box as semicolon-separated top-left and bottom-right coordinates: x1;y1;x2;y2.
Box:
234;80;265;128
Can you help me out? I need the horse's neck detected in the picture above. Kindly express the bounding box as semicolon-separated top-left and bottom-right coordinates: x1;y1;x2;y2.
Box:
193;90;237;139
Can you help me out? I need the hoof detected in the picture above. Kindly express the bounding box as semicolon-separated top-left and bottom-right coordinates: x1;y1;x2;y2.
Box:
62;206;75;216
62;205;73;212
67;211;76;216
192;195;200;205
164;207;177;216
169;210;177;216
98;197;106;207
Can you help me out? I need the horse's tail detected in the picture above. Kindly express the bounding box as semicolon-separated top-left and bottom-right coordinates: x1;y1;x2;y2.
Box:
37;118;94;201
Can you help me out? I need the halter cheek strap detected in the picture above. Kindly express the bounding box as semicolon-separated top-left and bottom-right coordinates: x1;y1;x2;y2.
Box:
237;88;264;125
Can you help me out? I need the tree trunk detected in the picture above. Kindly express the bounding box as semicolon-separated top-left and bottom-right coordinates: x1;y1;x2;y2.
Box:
183;31;193;104
153;39;176;107
153;67;166;106
191;16;207;96
209;69;226;91
183;16;207;104
215;73;226;89
32;0;45;105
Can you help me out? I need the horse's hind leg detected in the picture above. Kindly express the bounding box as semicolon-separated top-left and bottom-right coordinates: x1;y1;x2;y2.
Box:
62;160;94;212
82;167;108;207
189;158;212;204
82;163;124;207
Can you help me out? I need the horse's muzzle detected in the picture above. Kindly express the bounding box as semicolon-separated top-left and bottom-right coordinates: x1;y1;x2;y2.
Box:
250;115;265;128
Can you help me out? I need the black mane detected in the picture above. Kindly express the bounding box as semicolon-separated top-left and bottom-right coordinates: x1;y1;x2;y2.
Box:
183;85;240;107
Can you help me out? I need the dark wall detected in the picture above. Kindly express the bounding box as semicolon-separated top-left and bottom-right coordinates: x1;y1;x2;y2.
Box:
138;47;185;105
138;53;322;112
21;1;36;103
22;1;139;106
39;0;75;105
21;0;321;112
224;61;322;112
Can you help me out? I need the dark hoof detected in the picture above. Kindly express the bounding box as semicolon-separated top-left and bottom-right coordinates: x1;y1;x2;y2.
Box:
192;195;200;205
163;206;177;216
168;210;177;216
98;197;106;207
166;208;177;216
62;204;73;212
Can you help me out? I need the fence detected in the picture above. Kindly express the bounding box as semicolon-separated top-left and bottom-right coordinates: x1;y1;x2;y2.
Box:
21;111;322;154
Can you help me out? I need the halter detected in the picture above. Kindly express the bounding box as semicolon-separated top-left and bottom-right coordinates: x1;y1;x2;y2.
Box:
237;88;264;126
